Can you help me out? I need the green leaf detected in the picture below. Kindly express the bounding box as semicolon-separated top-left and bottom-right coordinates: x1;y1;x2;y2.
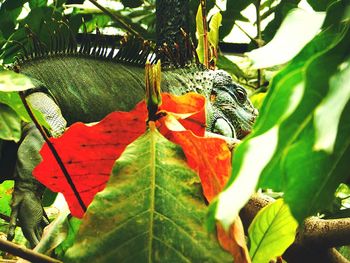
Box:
0;180;14;216
0;70;51;129
208;12;222;48
0;91;31;121
0;70;36;92
42;188;58;207
196;4;204;64
247;8;326;68
35;210;71;255
262;0;301;43
211;0;350;228
64;127;232;262
248;199;298;263
313;58;350;153
55;217;81;260
1;0;28;10
216;55;246;80
29;0;48;8
307;0;337;11
0;103;21;142
121;0;143;8
0;6;23;38
219;0;252;39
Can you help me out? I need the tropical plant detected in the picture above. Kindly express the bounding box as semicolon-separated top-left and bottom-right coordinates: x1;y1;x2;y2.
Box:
0;0;349;262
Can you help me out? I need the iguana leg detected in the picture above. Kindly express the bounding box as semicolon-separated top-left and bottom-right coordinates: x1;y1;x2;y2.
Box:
7;122;48;247
7;92;67;247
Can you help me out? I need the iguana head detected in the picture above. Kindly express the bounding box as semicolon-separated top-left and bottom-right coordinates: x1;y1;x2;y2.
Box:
206;70;258;139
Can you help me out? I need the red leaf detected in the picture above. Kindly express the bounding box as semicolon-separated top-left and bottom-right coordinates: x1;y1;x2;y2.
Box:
158;94;250;262
159;92;206;137
217;219;251;263
33;103;147;218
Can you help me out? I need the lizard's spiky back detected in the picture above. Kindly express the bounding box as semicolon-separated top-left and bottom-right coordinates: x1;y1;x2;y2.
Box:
9;27;205;125
10;21;198;72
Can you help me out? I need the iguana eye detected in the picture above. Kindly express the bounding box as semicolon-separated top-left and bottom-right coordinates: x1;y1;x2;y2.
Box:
234;87;247;103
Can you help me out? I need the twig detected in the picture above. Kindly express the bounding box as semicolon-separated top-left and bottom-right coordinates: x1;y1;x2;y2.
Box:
0;238;61;263
234;22;258;45
88;0;142;38
18;92;87;213
200;0;209;68
0;213;10;223
255;0;262;90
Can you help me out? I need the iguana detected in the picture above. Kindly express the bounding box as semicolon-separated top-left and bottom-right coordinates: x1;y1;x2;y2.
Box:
3;0;258;247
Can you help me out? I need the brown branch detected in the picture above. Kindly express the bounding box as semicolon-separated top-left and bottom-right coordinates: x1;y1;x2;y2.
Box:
19;92;87;213
298;216;350;248
0;238;61;263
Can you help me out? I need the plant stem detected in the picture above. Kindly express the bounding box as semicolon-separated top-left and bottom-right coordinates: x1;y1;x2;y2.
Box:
200;0;209;68
255;0;262;90
88;0;142;38
234;22;258;45
18;92;87;213
0;213;10;223
0;238;61;263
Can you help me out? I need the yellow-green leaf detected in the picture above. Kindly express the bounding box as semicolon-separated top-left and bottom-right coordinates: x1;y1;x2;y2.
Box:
208;12;222;49
248;199;298;263
196;4;205;64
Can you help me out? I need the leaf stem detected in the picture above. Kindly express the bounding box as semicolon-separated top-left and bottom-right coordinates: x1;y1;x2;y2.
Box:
255;0;262;89
0;238;62;263
234;22;258;45
18;92;87;213
200;0;209;68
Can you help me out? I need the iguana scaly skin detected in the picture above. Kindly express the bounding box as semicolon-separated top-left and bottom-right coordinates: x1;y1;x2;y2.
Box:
5;0;258;247
19;56;256;137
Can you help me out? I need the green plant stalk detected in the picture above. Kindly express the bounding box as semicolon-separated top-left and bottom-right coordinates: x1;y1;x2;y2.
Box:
200;0;209;68
255;0;262;89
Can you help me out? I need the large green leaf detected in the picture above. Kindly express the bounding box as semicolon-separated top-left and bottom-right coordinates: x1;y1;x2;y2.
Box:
247;8;326;68
248;199;298;263
262;0;301;43
307;0;337;11
210;0;350;229
0;103;21;142
64;126;232;262
219;0;252;39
